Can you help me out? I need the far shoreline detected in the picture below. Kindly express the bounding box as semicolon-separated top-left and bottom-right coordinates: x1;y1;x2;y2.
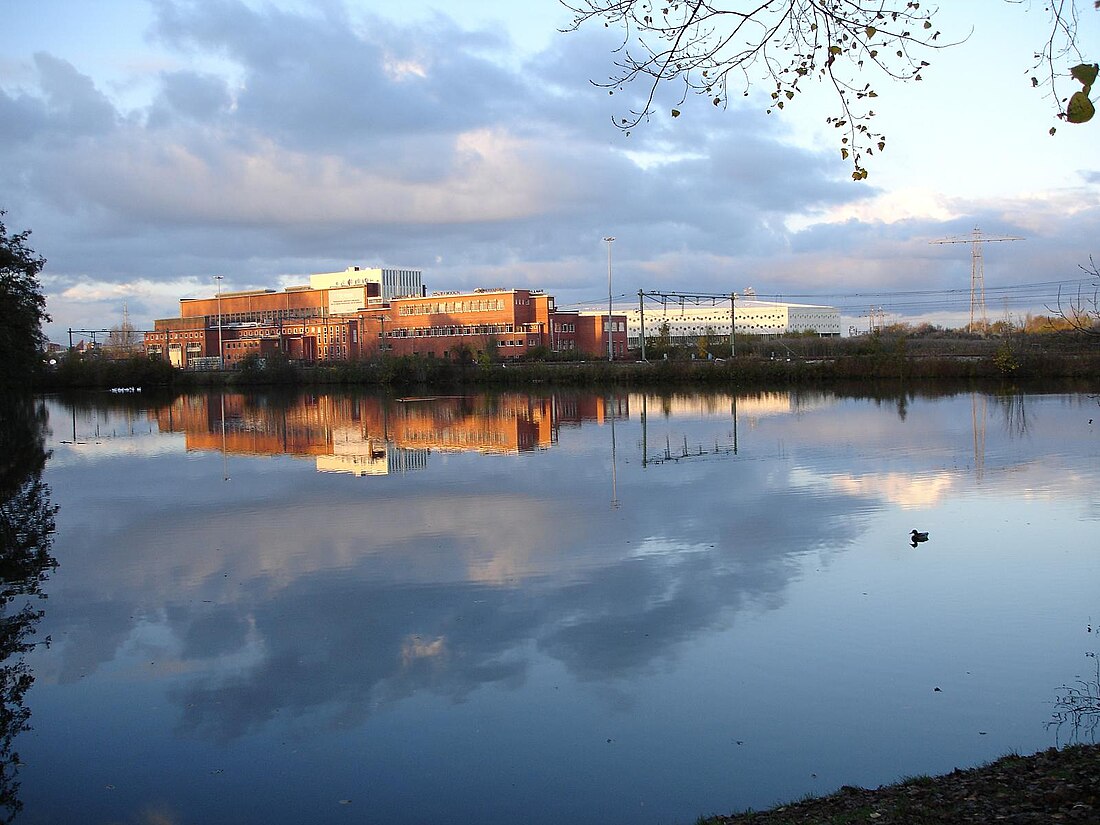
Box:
32;343;1100;393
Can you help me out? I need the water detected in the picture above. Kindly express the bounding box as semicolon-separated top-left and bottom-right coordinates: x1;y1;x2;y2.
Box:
9;388;1100;824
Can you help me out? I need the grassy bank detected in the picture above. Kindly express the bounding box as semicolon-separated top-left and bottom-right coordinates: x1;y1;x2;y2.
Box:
698;744;1100;824
36;348;1100;392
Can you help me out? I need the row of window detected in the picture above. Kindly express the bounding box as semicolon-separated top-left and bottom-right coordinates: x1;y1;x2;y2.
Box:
384;324;515;338
282;326;351;339
398;299;507;316
204;308;322;325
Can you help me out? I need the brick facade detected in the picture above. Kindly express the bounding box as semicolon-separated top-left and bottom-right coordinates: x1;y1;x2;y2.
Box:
146;282;628;366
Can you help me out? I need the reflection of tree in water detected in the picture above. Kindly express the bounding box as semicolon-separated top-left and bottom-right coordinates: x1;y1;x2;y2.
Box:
1049;619;1100;746
0;397;58;823
992;391;1030;439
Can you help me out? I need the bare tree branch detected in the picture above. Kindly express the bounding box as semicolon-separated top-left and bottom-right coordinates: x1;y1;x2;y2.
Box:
565;1;1096;177
1053;257;1100;336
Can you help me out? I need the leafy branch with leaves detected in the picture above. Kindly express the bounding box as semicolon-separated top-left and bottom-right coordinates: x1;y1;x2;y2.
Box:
563;1;1097;179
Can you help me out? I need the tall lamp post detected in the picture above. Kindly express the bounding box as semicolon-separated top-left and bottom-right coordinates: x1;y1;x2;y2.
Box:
214;275;224;368
603;236;615;362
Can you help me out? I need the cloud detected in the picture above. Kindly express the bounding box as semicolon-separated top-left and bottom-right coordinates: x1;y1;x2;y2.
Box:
148;70;231;125
3;0;1098;339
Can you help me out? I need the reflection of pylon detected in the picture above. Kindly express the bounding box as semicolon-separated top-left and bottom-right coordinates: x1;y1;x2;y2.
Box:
972;393;986;483
930;228;1024;333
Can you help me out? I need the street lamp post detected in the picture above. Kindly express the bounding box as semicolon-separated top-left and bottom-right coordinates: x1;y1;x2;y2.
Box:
603;236;615;362
730;292;736;358
214;275;224;369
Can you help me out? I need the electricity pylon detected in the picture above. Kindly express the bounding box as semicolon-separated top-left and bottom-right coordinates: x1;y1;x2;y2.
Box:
930;228;1024;333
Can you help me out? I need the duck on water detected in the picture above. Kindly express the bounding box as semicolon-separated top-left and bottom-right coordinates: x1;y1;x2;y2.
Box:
910;529;929;547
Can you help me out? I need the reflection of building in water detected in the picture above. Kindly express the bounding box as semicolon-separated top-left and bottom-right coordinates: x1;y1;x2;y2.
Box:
316;445;430;476
628;391;831;424
151;393;626;473
385;396;555;454
553;394;628;427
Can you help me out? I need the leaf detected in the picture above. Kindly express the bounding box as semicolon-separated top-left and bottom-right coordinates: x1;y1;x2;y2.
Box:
671;108;680;118
1065;91;1095;124
1070;63;1099;88
828;46;842;55
865;25;876;38
841;148;849;159
1049;126;1057;135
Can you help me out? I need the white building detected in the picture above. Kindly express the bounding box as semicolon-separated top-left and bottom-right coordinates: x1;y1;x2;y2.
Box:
311;266;423;302
596;300;841;348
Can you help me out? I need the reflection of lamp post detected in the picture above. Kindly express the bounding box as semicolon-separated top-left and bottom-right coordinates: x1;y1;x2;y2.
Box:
220;391;230;481
214;275;224;368
603;236;615;361
610;399;620;509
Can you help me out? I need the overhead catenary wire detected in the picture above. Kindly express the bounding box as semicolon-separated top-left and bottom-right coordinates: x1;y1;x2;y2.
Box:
556;277;1096;317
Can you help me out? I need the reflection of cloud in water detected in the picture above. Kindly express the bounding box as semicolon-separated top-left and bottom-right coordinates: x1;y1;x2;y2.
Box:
163;482;858;742
402;635;447;667
50;433;186;465
825;471;957;509
800;460;1097;512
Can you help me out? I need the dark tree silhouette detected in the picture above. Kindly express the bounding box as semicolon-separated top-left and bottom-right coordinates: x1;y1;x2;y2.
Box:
0;213;50;389
0;396;58;822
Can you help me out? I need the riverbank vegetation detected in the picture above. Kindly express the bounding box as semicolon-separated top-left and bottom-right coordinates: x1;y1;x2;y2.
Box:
36;327;1100;391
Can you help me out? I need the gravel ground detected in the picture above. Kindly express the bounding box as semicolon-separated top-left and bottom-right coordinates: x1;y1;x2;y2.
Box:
700;744;1100;825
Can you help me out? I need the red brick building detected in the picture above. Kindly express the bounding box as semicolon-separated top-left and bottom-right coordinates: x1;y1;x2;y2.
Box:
145;282;626;366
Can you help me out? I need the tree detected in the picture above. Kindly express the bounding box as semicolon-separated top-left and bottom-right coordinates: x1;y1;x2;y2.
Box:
0;214;49;387
562;1;1097;179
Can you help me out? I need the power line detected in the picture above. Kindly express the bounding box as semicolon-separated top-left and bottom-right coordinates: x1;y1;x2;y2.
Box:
557;277;1096;315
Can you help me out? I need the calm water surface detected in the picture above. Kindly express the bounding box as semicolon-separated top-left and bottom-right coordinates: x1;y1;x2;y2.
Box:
14;388;1100;824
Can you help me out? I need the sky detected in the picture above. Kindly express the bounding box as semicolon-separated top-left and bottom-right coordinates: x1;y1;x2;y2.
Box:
2;0;1099;342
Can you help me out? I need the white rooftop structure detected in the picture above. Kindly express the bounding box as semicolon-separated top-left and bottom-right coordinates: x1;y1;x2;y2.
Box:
311;266;423;302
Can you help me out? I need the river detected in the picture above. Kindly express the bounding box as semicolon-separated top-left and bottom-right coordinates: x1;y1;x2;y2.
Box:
10;387;1100;824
